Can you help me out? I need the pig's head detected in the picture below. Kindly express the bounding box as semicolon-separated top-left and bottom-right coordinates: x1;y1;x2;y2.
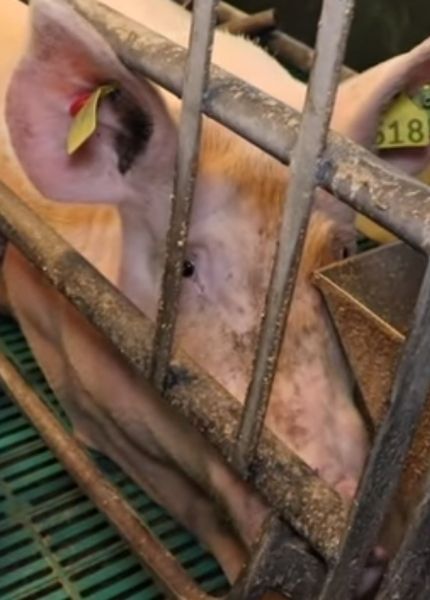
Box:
5;0;430;505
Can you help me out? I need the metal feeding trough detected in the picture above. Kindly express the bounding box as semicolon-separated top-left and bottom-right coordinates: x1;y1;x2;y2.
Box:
314;241;429;507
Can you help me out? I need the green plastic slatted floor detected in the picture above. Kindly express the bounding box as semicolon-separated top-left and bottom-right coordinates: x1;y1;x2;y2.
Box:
0;316;228;599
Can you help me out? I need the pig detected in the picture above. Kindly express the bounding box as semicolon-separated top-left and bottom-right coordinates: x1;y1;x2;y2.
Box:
3;0;430;594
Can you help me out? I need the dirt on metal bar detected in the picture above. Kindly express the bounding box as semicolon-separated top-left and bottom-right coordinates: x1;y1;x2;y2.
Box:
233;0;356;473
150;0;218;390
377;469;430;600
66;0;430;253
320;261;430;598
227;516;325;599
0;179;348;564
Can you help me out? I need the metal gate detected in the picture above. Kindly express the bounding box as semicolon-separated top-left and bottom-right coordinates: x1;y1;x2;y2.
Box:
2;0;430;598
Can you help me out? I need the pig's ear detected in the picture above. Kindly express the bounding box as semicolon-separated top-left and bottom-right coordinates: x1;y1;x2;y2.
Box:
331;37;430;176
6;0;176;204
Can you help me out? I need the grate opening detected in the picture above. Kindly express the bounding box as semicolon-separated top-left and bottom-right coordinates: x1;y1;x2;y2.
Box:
39;506;101;538
0;565;53;596
79;562;143;598
21;581;66;600
0;431;40;455
60;537;122;569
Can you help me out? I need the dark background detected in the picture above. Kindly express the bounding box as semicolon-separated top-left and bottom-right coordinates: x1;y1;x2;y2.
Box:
231;0;430;71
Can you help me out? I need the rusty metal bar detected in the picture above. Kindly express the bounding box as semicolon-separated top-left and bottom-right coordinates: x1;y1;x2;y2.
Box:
0;352;209;600
320;260;430;598
376;478;430;599
214;1;355;80
66;0;430;254
227;516;325;599
220;9;276;37
0;179;348;563
233;0;356;472
150;0;218;391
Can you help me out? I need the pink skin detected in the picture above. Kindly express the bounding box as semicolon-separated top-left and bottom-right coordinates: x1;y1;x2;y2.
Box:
3;0;430;593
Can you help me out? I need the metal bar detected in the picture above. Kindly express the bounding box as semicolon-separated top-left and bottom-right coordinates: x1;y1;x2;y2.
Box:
0;180;348;563
376;473;430;599
0;352;209;600
150;0;218;391
319;259;430;599
233;0;356;472
227;515;325;599
214;1;355;80
220;9;276;37
66;0;430;254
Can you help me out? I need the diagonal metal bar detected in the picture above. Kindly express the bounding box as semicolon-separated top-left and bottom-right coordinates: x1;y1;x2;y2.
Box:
319;259;430;599
232;0;356;473
376;473;430;599
0;179;348;564
150;0;218;391
227;515;325;600
0;353;209;600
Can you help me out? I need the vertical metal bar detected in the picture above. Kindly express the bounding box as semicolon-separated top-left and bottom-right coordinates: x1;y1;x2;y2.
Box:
0;354;209;600
376;474;430;600
150;0;218;390
227;516;325;600
320;259;430;599
233;0;356;473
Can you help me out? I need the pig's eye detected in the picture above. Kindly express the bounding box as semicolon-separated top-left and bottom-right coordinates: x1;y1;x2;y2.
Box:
182;259;195;278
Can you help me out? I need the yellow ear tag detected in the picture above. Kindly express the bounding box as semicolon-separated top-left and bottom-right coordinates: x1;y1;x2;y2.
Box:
67;84;117;155
357;89;430;245
375;93;429;150
355;214;397;245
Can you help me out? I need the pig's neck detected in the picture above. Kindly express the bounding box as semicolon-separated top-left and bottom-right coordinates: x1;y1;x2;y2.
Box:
117;194;167;318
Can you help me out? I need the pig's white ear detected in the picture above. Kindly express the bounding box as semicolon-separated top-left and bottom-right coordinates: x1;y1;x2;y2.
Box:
6;0;176;204
331;37;430;176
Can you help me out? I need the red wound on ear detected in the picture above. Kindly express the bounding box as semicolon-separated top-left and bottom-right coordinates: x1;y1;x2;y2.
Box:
69;92;92;117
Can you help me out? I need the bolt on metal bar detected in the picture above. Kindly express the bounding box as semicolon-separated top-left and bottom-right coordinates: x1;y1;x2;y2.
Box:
233;0;356;473
66;0;430;253
319;259;430;599
0;353;209;600
0;179;348;564
376;472;430;600
150;0;218;391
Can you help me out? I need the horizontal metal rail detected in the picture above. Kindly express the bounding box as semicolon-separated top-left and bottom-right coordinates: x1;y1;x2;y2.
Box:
0;179;348;563
0;352;208;600
66;0;430;254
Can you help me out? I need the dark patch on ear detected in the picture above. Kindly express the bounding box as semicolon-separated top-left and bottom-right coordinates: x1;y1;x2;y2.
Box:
109;89;153;175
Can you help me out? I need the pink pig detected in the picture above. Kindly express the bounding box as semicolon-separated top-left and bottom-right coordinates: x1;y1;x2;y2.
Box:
2;0;430;594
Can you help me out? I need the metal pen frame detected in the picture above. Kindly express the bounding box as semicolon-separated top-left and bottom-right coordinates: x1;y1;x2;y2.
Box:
3;0;430;597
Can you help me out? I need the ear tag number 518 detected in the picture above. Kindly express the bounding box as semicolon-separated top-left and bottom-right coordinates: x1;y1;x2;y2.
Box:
376;93;429;150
